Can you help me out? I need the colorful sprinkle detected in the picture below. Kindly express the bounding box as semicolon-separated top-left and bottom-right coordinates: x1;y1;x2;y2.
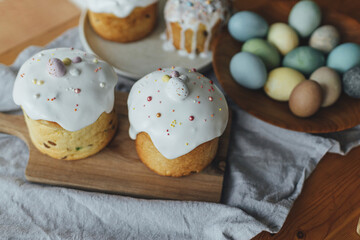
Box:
147;96;152;101
70;68;81;76
62;58;71;65
162;75;171;83
189;116;195;121
208;96;213;101
209;80;214;84
72;56;82;63
191;68;197;72
156;113;162;118
157;68;162;71
170;71;180;78
74;88;81;94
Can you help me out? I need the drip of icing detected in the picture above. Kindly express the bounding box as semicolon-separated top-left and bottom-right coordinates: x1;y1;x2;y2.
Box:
87;0;158;18
127;67;229;159
13;48;118;132
163;0;229;58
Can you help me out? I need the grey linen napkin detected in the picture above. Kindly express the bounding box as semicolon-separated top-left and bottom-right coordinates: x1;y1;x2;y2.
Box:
0;28;359;240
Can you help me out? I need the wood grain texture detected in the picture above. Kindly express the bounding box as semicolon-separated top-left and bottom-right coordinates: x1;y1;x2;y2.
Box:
213;2;360;133
0;92;231;202
0;0;80;65
252;148;360;240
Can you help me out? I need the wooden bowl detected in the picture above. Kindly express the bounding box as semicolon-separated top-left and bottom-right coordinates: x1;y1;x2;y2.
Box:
213;1;360;133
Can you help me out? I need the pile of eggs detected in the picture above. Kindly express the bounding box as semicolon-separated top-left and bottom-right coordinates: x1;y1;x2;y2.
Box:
228;0;360;118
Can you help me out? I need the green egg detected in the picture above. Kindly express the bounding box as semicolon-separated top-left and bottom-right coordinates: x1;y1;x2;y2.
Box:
242;38;281;70
283;46;325;76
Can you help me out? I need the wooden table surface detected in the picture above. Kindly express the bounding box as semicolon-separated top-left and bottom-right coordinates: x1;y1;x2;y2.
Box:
1;0;359;239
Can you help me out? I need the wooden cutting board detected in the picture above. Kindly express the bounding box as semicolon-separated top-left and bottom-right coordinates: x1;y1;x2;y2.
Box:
0;92;231;202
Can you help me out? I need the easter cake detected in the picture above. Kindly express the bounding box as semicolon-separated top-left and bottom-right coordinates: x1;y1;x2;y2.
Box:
163;0;229;58
128;67;229;177
12;48;118;160
87;0;158;43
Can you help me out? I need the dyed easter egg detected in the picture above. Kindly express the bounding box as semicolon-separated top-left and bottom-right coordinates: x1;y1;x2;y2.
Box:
343;66;360;98
310;67;341;107
166;77;189;101
241;38;281;70
327;43;360;74
309;25;340;53
228;11;269;42
289;80;323;117
288;0;321;38
47;58;66;77
283;46;325;75
230;52;267;89
264;67;305;101
267;23;299;55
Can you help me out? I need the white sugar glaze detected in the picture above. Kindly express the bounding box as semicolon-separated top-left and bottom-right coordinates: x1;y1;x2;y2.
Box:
13;48;118;132
127;67;228;159
163;0;229;58
87;0;158;18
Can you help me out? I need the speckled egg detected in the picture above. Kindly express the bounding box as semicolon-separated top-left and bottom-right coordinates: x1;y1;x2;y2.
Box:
267;23;299;55
310;67;341;107
309;25;340;53
241;38;281;70
288;0;322;38
327;43;360;74
228;11;269;42
47;58;66;77
343;66;360;98
283;46;325;75
289;80;323;118
264;67;305;101
230;52;267;89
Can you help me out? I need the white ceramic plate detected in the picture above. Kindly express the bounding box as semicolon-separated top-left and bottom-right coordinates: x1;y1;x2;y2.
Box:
79;0;212;80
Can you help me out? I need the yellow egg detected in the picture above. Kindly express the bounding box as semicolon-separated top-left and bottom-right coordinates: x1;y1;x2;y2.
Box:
264;67;305;101
267;23;299;55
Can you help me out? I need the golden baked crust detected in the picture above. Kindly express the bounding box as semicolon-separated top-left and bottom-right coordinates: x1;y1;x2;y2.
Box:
135;132;219;177
24;110;118;160
88;3;157;43
167;20;222;54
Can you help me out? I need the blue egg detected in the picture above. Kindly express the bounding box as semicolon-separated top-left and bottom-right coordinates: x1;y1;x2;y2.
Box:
228;11;269;42
327;43;360;74
288;0;321;38
230;52;267;89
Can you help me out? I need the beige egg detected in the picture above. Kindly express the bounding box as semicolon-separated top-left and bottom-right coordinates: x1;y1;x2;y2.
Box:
309;25;340;53
310;67;341;107
289;80;323;118
264;67;305;101
267;23;299;55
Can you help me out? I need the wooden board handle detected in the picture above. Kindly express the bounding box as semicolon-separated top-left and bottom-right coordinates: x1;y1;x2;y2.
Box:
0;112;29;143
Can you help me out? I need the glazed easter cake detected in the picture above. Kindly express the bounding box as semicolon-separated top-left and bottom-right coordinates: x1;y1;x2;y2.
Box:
163;0;229;58
128;67;229;177
12;48;118;160
87;0;158;43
